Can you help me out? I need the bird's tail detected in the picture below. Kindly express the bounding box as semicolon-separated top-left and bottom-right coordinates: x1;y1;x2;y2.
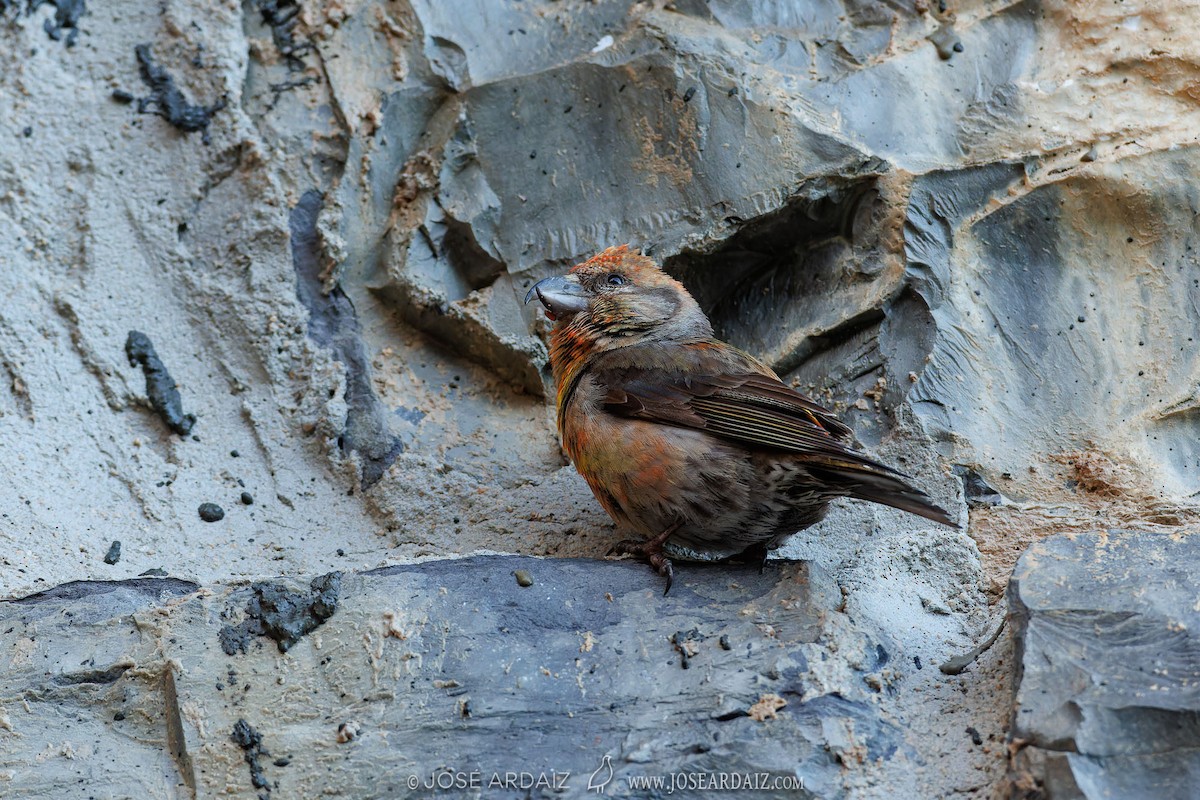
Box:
805;457;957;527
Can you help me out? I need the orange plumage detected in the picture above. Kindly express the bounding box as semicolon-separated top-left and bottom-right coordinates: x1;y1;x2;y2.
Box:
526;246;954;592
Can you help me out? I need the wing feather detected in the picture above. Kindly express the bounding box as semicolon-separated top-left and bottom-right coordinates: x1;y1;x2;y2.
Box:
586;340;954;527
594;342;859;459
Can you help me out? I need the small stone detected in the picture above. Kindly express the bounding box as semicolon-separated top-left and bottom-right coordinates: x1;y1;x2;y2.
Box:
719;635;732;650
139;567;168;577
198;503;225;522
230;449;240;458
336;548;345;557
103;540;122;565
113;711;125;721
111;89;135;103
240;492;254;505
513;569;534;587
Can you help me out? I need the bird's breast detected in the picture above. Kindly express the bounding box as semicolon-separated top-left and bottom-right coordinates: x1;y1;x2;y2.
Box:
558;375;754;536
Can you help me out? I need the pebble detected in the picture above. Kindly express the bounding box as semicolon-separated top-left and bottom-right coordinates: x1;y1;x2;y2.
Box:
198;503;225;522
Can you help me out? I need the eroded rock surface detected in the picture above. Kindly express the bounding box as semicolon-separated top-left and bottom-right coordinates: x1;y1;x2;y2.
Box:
2;0;1198;797
0;557;952;799
1009;531;1200;800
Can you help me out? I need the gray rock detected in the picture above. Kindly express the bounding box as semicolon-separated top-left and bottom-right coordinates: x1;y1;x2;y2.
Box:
0;557;907;798
0;579;200;795
1009;531;1200;798
3;0;1198;797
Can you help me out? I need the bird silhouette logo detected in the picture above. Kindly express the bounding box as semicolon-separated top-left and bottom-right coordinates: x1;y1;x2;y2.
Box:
587;754;613;793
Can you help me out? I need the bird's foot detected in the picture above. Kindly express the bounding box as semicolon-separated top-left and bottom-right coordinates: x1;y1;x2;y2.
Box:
606;524;680;595
606;538;648;558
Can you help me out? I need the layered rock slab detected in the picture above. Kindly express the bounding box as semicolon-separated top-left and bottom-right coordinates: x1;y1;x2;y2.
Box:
0;556;908;799
1009;530;1200;799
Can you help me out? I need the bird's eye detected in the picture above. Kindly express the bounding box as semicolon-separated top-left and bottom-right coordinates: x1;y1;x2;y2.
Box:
606;273;627;286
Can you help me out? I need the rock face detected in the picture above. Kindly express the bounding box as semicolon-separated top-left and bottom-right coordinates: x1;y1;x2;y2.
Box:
1009;531;1200;800
3;558;914;799
1;0;1198;797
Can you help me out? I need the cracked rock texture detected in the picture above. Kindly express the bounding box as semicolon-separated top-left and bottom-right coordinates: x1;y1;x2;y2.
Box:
1;558;917;799
1009;531;1200;800
1;0;1197;797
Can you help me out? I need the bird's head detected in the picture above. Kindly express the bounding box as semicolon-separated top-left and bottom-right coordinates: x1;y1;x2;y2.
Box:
525;245;712;352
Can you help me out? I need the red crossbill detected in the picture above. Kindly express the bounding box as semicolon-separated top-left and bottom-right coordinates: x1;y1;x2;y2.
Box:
526;245;954;593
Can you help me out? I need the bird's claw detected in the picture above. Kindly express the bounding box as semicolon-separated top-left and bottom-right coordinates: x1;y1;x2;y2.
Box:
607;527;680;595
649;552;675;596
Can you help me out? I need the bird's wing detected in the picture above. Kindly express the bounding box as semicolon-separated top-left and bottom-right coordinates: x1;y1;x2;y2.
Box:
588;340;956;527
594;340;870;463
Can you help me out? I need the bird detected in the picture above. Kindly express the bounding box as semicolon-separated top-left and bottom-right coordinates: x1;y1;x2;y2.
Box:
525;245;955;593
